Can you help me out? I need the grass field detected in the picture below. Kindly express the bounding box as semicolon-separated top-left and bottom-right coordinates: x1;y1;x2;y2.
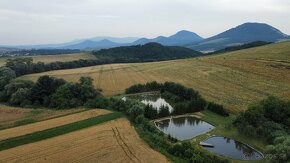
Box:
0;118;169;163
0;52;96;66
20;41;290;112
0;105;85;130
0;109;111;141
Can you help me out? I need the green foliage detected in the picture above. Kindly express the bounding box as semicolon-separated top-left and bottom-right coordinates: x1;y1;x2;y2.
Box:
0;79;34;103
206;102;229;116
9;88;32;107
93;43;202;63
211;41;272;54
266;136;290;163
1;75;101;109
144;104;158;119
5;57;34;76
234;96;290;162
30;75;66;106
158;105;170;118
50;83;81;109
126;81;209;117
0;67;16;91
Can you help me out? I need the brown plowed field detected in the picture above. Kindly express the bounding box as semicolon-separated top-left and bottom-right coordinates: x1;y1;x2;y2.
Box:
0;118;169;163
0;109;111;141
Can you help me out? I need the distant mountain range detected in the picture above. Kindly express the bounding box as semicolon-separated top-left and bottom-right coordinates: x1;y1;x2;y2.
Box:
1;22;289;52
132;30;203;46
187;23;290;52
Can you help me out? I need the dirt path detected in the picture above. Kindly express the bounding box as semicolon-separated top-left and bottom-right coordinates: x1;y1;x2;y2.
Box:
0;109;111;141
0;118;169;163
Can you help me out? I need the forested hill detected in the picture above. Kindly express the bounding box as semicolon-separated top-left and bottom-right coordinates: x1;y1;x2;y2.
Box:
93;43;203;62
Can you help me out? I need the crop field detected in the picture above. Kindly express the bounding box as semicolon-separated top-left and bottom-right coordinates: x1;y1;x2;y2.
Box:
0;52;96;66
0;109;111;141
0;118;169;163
20;42;290;112
0;105;85;130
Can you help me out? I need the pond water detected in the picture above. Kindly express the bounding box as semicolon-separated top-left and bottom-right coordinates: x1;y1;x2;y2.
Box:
202;136;263;160
124;92;173;113
155;116;214;140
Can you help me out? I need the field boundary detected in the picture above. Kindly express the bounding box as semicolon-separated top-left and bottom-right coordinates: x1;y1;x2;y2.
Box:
0;107;88;131
0;112;124;151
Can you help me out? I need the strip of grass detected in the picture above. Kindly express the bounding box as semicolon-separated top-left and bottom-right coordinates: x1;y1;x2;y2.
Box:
0;112;124;151
0;108;88;131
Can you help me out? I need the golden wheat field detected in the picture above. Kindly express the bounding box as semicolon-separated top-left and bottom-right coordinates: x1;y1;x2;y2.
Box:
0;52;96;66
0;118;169;163
20;42;290;112
0;109;111;141
0;105;85;130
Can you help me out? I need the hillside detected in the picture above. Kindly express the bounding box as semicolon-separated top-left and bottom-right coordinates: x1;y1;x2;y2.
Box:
93;42;203;62
211;41;272;54
189;23;289;51
21;41;290;112
133;30;204;46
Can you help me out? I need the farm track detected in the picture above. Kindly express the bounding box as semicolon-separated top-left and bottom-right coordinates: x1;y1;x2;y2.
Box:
96;66;103;89
112;127;141;163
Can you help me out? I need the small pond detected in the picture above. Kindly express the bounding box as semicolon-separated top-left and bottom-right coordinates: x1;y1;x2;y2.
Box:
202;136;263;160
155;116;214;140
124;92;173;113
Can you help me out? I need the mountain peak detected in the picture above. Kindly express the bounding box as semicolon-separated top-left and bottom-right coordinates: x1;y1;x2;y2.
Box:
188;22;289;51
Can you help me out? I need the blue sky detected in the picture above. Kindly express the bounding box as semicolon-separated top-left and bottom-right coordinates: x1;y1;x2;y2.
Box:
0;0;289;45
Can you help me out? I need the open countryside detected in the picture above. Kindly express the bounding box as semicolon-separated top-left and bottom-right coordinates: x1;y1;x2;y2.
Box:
1;1;290;162
20;41;290;112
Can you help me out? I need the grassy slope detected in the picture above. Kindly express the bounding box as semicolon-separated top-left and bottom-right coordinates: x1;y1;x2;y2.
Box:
0;112;124;151
0;52;96;66
20;41;290;112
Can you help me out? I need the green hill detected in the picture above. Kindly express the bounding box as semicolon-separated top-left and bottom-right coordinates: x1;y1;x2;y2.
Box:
93;42;203;62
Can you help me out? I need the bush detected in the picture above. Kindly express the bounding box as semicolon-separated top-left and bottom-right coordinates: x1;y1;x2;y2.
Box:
206;102;229;116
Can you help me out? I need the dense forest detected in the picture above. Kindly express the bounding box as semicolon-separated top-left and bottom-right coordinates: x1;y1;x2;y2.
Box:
210;41;272;54
234;96;290;162
93;42;203;62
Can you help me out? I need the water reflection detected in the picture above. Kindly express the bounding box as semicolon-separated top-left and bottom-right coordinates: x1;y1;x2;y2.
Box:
203;136;263;160
125;92;173;113
156;116;214;140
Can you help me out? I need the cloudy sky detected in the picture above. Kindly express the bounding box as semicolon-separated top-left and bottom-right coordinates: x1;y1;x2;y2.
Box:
0;0;289;45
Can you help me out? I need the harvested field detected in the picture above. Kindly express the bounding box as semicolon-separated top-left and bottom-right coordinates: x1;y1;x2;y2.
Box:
0;53;96;66
0;105;84;130
0;109;111;141
0;118;169;163
20;41;290;112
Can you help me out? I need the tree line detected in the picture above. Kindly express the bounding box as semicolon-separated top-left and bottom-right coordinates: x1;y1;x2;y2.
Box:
3;43;203;77
0;49;80;57
0;71;100;109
